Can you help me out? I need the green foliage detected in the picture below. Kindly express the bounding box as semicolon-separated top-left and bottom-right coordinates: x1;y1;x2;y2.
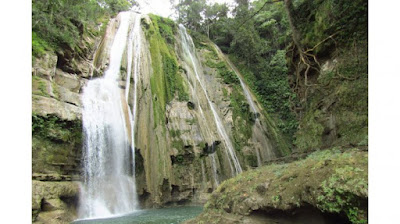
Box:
293;0;368;54
146;14;190;126
189;30;210;50
294;109;324;151
172;139;184;151
32;76;49;97
185;118;196;125
175;0;207;32
205;59;239;85
230;25;265;66
170;129;181;138
150;15;177;44
271;195;281;205
149;14;189;103
32;0;134;58
106;0;134;15
230;52;298;141
230;85;253;151
294;39;368;150
32;32;50;57
222;88;228;98
32;113;82;143
245;155;258;167
32;113;82;174
175;155;184;164
317;164;368;223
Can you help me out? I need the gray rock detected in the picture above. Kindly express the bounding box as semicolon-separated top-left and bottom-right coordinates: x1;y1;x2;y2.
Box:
32;95;81;121
32;181;80;223
57;85;82;107
32;76;57;98
32;52;58;80
54;69;81;93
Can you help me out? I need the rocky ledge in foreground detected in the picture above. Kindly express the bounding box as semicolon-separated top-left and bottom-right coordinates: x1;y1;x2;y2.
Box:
185;148;368;224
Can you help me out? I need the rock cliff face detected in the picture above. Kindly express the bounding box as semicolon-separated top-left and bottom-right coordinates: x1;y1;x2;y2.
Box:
132;14;289;207
32;13;289;222
31;14;117;223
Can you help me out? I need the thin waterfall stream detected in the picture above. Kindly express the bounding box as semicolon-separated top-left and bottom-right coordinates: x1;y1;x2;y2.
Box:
213;44;258;114
212;44;265;166
178;24;242;175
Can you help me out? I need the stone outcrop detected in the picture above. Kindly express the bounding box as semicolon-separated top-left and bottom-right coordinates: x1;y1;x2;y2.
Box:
32;181;80;223
185;148;368;224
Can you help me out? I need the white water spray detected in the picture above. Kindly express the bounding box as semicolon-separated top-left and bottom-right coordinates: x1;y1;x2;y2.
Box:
79;12;140;219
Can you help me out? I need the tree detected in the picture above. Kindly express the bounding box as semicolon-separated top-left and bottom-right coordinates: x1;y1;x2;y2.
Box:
204;3;229;38
176;0;206;31
105;0;135;15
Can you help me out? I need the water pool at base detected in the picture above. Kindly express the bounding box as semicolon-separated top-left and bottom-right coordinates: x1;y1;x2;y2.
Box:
73;206;203;224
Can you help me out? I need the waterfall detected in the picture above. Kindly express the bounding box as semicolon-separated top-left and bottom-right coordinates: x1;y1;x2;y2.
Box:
178;24;242;175
125;14;142;178
79;12;140;219
212;44;276;165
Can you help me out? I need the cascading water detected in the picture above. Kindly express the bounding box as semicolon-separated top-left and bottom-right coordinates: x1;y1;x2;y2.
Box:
125;14;142;177
178;24;242;175
184;79;223;185
213;44;275;165
79;12;140;219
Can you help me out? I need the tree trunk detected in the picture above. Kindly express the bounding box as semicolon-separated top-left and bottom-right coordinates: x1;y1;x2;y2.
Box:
284;0;303;52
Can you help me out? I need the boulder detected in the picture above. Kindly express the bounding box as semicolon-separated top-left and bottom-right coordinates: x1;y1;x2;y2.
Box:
32;95;81;121
32;52;58;81
32;180;80;223
57;86;82;107
54;69;81;93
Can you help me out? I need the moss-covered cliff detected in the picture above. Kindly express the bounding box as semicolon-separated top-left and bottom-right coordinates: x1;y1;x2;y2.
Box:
134;14;288;207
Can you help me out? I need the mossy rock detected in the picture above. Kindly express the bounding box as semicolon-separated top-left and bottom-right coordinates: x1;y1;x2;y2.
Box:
32;114;82;175
187;148;368;224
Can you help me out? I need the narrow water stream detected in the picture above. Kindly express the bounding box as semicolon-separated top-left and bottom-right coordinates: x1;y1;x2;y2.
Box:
178;24;242;175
